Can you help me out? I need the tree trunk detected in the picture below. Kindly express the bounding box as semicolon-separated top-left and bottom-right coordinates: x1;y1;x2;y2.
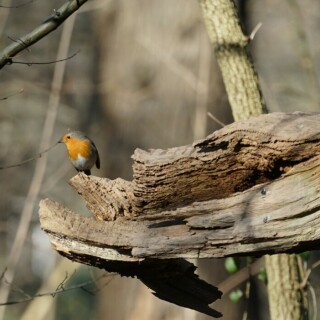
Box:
265;254;307;319
199;0;266;120
198;0;307;319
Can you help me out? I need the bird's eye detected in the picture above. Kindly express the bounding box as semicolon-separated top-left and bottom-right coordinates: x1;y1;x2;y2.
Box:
67;135;71;139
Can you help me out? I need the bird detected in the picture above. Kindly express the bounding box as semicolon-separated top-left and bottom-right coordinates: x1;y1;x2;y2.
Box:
58;131;100;175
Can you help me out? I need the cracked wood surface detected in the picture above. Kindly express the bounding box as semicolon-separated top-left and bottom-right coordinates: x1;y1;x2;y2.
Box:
40;112;320;261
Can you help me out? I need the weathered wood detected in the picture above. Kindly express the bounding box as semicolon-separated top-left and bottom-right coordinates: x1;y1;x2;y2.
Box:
39;149;320;260
39;201;223;318
69;176;134;221
40;112;320;261
39;112;320;318
68;112;320;220
132;112;320;214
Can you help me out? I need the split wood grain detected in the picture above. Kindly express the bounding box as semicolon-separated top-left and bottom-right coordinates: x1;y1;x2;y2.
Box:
40;112;320;260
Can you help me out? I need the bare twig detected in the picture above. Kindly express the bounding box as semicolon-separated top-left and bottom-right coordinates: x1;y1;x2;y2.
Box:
310;260;320;270
7;36;31;52
300;259;320;289
0;270;7;282
218;258;264;294
0;142;58;170
207;111;226;127
0;0;87;69
0;87;24;101
3;277;32;301
309;284;317;320
249;22;262;41
0;273;110;306
9;51;79;66
20;259;76;320
52;272;70;297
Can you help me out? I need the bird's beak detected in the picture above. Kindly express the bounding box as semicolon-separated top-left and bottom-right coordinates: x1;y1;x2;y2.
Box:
58;137;63;144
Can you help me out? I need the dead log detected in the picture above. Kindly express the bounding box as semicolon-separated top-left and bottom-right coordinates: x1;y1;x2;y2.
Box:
39;112;320;317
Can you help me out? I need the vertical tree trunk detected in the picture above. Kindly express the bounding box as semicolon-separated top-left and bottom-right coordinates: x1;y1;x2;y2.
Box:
199;0;307;319
265;254;307;319
199;0;266;119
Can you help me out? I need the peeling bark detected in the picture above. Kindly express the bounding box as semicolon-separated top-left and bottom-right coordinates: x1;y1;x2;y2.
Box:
41;112;320;259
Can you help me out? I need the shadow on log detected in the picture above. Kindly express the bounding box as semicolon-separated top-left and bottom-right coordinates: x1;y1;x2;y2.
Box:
39;112;320;318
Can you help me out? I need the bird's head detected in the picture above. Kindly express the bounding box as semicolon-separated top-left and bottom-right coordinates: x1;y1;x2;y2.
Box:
58;131;86;146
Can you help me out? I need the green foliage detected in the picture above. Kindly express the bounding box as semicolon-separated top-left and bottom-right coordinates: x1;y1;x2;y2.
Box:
299;251;311;261
229;289;243;303
257;268;268;283
224;257;238;274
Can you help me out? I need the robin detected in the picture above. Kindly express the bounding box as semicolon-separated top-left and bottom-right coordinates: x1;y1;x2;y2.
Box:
59;131;100;175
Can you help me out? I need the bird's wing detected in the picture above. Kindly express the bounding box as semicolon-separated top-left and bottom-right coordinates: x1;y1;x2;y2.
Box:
92;141;100;169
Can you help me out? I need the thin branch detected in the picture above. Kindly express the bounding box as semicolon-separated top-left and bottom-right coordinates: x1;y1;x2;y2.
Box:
7;36;31;52
52;272;70;297
79;286;96;296
10;50;79;66
0;87;24;101
207;111;226;127
309;284;317;320
0;142;58;170
5;279;32;301
300;259;320;289
0;274;110;306
310;260;320;270
0;0;87;69
249;22;262;41
0;270;6;282
218;258;264;294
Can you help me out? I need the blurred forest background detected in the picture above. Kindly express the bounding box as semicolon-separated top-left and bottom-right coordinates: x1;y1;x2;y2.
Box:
0;0;320;319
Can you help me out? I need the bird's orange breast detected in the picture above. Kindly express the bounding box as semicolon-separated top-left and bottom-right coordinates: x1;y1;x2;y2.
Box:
66;138;91;160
